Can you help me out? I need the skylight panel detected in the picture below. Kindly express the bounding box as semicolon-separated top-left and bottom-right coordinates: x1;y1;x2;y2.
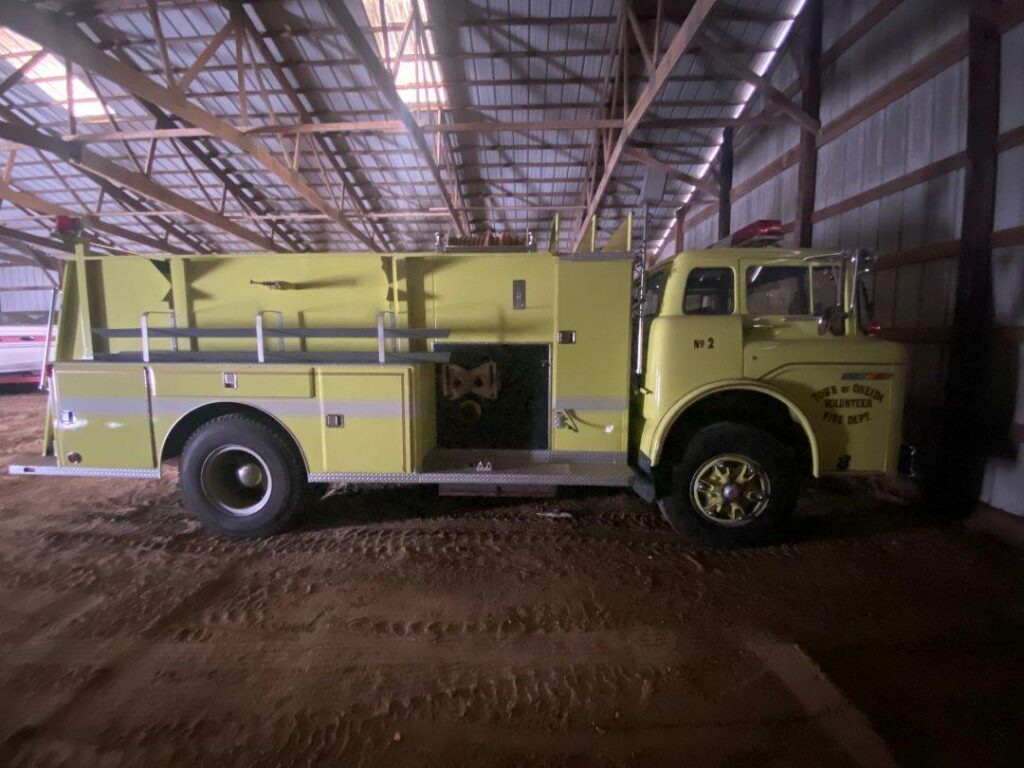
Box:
0;27;112;121
360;0;447;109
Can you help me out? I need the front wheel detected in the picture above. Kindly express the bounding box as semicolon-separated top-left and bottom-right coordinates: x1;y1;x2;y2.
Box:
179;414;308;538
658;422;797;547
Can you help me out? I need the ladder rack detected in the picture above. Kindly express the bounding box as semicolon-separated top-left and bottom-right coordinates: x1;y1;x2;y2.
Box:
91;310;451;365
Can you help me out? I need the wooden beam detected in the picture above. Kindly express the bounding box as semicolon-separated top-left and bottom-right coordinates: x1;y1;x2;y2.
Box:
571;0;718;250
674;205;686;253
935;5;1001;515
0;224;72;255
146;0;176;87
819;32;967;147
0;121;278;251
320;0;466;236
821;0;903;69
235;3;390;250
696;31;820;134
0;91;212;253
717;126;733;240
794;0;822;247
0;3;376;250
61;115;790;146
622;147;719;196
625;5;654;74
0;178;188;254
176;21;233;93
811;152;966;224
0;50;45;98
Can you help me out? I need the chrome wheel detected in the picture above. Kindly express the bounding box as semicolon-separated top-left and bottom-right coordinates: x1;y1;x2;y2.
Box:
200;444;273;517
690;454;771;527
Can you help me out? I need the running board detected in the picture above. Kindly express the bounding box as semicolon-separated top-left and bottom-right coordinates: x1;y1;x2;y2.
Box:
310;449;635;488
8;454;161;479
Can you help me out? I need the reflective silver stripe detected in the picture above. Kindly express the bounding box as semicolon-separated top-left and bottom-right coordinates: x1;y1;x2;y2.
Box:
151;397;404;419
56;396;148;416
57;396;405;420
552;397;628;412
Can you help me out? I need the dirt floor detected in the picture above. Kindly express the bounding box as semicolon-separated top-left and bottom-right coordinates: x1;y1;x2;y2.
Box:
2;390;1024;767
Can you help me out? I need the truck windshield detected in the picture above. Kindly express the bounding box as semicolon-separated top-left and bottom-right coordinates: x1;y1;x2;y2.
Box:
746;266;810;315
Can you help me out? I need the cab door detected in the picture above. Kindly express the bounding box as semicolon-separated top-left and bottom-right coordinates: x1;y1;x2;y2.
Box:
643;266;744;414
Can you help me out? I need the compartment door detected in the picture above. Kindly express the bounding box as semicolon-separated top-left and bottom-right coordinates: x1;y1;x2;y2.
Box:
52;364;155;469
318;370;410;473
552;259;632;453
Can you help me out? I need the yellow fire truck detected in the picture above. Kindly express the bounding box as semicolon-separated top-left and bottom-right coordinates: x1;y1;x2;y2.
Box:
8;217;908;546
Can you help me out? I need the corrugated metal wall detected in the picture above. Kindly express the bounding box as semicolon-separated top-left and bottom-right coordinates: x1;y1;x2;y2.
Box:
0;261;57;315
982;19;1024;514
681;1;1023;514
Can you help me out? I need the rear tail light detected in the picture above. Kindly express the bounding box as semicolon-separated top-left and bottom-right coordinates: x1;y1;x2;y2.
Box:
867;321;882;337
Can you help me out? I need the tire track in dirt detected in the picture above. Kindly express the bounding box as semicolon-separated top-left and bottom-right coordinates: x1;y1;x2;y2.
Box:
0;558;249;764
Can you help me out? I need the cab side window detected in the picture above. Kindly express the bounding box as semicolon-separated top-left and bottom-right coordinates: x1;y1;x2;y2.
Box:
683;268;734;315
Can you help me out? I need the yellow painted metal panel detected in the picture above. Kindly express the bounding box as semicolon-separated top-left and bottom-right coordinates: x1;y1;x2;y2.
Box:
150;364;314;398
763;363;904;474
52;363;155;468
637;314;746;461
551;259;632;452
601;214;633;252
410;362;436;469
185;254;389;353
428;254;555;343
317;368;410;472
95;257;174;355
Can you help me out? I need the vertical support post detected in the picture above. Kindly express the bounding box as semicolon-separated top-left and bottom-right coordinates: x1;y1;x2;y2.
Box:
376;311;387;364
140;313;151;363
169;257;194;351
933;5;1000;515
255;314;265;363
674;205;686;254
795;0;823;248
73;239;93;360
38;286;59;390
717;126;733;241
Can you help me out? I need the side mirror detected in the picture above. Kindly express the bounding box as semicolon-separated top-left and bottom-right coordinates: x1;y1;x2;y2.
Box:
817;305;846;336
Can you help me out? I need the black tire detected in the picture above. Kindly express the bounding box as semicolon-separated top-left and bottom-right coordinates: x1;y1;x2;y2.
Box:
658;422;797;548
179;414;308;538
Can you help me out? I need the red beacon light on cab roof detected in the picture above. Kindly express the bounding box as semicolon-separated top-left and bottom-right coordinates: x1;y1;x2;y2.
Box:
707;219;784;249
730;219;783;247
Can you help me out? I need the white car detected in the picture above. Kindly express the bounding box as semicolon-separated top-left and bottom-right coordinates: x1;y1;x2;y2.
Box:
0;311;53;385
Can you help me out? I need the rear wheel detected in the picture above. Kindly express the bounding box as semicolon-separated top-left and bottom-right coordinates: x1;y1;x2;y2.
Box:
658;422;796;547
179;414;308;538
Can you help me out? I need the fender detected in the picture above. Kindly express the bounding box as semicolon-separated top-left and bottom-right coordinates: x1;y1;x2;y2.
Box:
158;400;312;474
647;379;820;475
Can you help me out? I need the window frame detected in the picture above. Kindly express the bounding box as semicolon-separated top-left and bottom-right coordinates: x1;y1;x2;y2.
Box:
743;264;817;319
682;267;736;317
